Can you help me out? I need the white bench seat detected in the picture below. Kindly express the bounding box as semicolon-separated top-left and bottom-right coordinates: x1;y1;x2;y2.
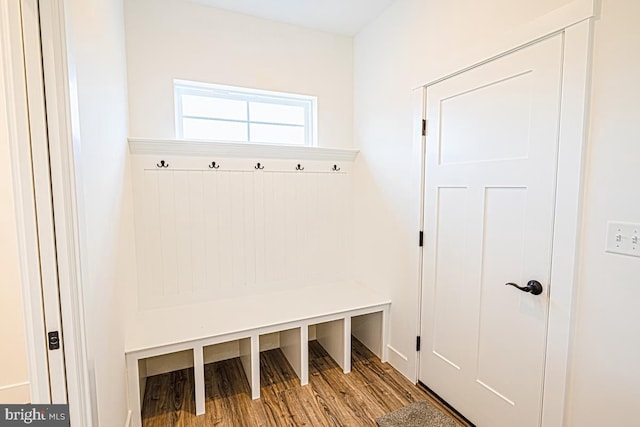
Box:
125;281;391;427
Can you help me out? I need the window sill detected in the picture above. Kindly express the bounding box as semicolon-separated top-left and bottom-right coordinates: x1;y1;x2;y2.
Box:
128;138;359;162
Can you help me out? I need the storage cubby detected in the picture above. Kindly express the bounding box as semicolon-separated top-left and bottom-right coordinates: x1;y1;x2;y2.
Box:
351;311;384;359
276;328;303;380
202;338;253;399
259;328;304;394
309;318;349;373
137;349;198;412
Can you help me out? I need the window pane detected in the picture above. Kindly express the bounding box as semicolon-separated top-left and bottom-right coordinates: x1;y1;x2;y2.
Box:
249;102;305;125
250;123;305;145
182;118;248;142
175;81;316;145
182;95;247;121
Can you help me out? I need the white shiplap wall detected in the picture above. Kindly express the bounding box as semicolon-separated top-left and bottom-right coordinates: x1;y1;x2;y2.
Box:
131;149;355;310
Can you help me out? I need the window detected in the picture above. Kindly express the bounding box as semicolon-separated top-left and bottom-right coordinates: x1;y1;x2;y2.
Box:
175;80;317;146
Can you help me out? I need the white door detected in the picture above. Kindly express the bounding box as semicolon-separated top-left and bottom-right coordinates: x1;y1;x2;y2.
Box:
1;0;68;403
419;34;564;427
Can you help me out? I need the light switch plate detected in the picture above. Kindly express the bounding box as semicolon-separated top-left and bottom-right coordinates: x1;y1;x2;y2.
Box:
605;221;640;257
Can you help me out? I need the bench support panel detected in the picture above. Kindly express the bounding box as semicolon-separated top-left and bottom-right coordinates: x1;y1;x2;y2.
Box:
300;326;309;385
126;355;147;427
193;345;205;415
249;335;260;399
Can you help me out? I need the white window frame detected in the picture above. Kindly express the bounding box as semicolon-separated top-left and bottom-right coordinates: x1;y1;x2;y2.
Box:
174;80;318;146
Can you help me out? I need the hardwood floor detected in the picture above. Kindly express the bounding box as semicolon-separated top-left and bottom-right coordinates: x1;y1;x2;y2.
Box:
142;338;463;426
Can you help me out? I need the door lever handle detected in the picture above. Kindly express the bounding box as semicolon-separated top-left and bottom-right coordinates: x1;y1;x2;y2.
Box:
505;280;543;295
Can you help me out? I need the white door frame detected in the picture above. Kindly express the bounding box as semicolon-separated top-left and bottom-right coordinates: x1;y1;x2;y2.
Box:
414;1;594;425
38;1;93;425
1;0;92;425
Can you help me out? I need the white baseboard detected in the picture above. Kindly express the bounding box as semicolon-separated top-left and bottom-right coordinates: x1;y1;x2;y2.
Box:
387;345;416;382
0;381;30;403
387;344;408;361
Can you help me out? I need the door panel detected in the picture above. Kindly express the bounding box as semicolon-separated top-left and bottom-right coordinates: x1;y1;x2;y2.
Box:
420;34;564;427
432;187;472;371
439;71;533;165
476;187;528;403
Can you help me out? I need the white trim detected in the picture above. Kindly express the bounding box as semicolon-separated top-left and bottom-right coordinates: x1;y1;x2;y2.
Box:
38;0;93;424
415;14;593;427
175;79;318;102
0;0;51;404
415;0;595;89
387;345;408;362
542;19;593;427
0;381;30;392
128;137;359;161
412;87;426;382
0;382;31;403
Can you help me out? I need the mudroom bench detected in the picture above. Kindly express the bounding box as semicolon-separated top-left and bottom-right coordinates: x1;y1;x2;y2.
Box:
125;281;390;427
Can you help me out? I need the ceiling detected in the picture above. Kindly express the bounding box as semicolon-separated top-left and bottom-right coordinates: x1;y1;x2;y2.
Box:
189;0;397;36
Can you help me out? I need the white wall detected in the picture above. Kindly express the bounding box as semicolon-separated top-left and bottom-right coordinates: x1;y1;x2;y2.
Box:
354;0;640;424
565;1;640;424
64;0;137;425
124;0;353;149
0;67;30;403
353;0;573;379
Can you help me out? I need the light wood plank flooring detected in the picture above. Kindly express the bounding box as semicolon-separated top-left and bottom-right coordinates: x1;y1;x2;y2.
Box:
142;338;464;426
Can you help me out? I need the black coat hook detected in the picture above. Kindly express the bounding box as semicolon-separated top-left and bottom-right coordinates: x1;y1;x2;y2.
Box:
332;164;341;172
296;164;304;171
157;160;169;168
255;162;265;170
209;161;220;169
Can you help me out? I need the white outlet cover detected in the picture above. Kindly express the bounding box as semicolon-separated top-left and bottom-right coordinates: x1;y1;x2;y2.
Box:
605;221;640;257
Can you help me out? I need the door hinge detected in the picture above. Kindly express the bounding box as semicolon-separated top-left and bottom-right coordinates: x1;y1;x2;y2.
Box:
421;119;427;136
419;231;424;247
416;336;421;352
48;331;60;350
